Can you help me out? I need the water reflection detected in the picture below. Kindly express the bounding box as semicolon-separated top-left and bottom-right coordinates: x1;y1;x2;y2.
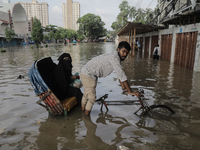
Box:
1;43;200;149
36;107;112;150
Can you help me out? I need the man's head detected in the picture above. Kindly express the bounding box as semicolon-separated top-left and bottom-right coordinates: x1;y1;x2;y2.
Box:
117;41;131;61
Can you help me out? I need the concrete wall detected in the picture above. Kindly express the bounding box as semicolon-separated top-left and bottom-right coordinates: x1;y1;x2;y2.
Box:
14;21;28;35
0;24;8;35
135;23;200;72
0;4;31;42
0;11;9;36
12;4;27;22
0;11;9;22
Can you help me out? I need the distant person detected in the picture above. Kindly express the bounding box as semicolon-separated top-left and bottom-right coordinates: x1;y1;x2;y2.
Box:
80;41;140;115
135;44;138;50
136;40;140;50
153;44;161;60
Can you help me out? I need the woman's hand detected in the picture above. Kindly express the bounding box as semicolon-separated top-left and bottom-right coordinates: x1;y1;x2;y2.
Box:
71;75;80;80
71;75;77;80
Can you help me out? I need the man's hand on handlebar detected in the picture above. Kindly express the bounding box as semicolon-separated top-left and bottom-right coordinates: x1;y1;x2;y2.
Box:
122;88;128;92
129;91;141;97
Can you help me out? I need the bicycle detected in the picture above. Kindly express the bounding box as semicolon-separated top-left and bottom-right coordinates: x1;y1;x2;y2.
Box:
96;89;175;116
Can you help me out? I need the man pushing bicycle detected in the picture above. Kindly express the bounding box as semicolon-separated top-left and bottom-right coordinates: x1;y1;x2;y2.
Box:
80;41;140;115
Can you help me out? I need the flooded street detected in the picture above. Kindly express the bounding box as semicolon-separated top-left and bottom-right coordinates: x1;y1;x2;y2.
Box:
0;42;200;150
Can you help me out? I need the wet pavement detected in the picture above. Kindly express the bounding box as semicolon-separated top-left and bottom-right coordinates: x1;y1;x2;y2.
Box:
0;42;200;150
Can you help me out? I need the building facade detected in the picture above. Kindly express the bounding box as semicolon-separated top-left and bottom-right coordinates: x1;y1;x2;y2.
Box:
117;0;200;72
63;0;80;31
18;0;49;27
0;1;32;46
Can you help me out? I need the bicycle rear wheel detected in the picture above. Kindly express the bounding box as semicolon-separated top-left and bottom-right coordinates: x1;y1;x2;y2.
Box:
143;105;175;116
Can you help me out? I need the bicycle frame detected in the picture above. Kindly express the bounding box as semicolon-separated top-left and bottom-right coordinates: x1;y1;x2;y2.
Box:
133;95;151;115
96;89;149;115
96;89;175;116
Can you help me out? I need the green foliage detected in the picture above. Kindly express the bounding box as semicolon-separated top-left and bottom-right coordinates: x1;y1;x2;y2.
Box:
111;1;132;34
0;48;6;52
59;27;67;39
44;25;57;32
43;34;49;41
129;6;137;21
30;45;34;49
45;44;48;47
77;30;85;41
117;1;130;27
106;30;116;40
54;30;61;40
5;27;16;43
77;13;107;39
134;8;146;23
31;17;43;48
150;7;159;25
60;28;77;39
49;31;55;40
111;0;159;35
47;26;77;42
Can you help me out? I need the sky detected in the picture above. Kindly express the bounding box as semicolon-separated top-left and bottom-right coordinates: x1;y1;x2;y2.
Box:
11;0;157;30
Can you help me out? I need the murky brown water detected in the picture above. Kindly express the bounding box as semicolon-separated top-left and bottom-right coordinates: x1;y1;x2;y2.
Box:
0;42;200;150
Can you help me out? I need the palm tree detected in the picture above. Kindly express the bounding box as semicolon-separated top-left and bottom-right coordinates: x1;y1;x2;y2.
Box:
128;6;137;22
135;8;145;23
145;8;154;24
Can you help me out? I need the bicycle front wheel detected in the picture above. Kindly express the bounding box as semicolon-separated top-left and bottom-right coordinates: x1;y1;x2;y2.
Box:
143;105;175;116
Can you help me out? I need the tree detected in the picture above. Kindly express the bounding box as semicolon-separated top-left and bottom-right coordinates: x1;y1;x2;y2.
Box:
54;30;61;43
111;0;158;37
57;27;77;41
31;17;43;48
77;30;85;41
145;8;154;24
116;0;130;29
111;0;131;34
149;7;159;25
134;8;146;23
59;27;67;39
44;25;57;32
77;13;107;39
49;30;55;41
43;34;49;42
129;6;137;21
5;27;16;47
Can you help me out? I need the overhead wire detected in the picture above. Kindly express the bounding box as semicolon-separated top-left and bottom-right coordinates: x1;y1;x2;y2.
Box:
147;0;155;9
129;0;135;7
137;0;144;8
135;0;140;8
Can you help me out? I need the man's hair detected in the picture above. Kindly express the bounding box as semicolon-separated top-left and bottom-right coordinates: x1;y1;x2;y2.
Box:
118;41;131;51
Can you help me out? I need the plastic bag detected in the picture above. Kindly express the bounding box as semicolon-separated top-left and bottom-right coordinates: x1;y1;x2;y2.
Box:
70;72;82;88
70;79;83;88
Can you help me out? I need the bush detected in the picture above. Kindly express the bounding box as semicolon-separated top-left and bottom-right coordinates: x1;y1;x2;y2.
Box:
0;48;6;52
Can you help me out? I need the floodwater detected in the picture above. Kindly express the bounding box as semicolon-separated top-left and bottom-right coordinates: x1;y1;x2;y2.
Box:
0;42;200;150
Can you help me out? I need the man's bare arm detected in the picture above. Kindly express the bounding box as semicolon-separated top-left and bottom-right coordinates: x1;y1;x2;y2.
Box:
119;80;140;97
